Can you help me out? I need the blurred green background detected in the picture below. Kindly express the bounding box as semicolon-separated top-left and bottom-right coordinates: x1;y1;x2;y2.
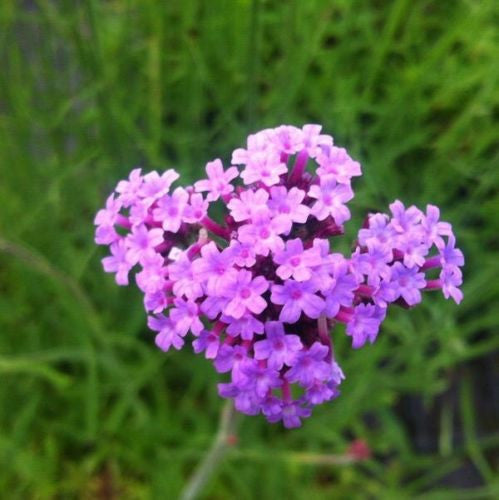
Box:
1;0;498;498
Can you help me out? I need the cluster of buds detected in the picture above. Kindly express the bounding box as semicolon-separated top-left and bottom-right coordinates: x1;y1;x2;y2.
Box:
95;125;464;428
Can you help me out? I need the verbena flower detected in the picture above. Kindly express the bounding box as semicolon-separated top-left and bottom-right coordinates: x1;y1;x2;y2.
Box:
95;124;465;428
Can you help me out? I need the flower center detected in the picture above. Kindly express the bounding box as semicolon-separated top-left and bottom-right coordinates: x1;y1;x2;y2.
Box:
290;256;301;267
273;340;284;350
240;287;251;299
168;207;178;217
259;228;270;239
291;289;302;300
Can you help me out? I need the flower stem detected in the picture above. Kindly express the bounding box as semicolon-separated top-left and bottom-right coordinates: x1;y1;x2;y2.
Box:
181;400;239;500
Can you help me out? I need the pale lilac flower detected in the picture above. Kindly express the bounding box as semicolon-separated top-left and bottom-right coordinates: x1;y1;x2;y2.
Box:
309;180;353;224
389;262;426;306
286;342;331;387
139;169;179;205
148;315;184;352
168;252;204;300
183;193;209;223
228;241;257;268
223;313;264;340
316;146;362;184
350;244;392;287
194;159;238;201
323;262;358;317
193;329;221;359
125;224;164;265
192;242;236;295
221;270;269;319
271;279;325;323
268;186;310;224
94;194;122;244
422;205;452;247
227;188;269;222
253;321;303;369
115;168;143;206
135;251;167;294
438;234;465;269
240;150;287;186
389;200;422;234
101;238;132;285
153;187;189;233
170;298;204;336
358;213;394;249
267;401;312;429
273;238;322;281
238;212;287;256
346;304;386;348
440;267;463;304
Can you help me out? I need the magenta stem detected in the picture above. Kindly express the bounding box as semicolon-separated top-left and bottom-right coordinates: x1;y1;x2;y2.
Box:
318;315;333;361
425;279;441;290
355;284;373;298
282;379;291;402
421;255;441;271
201;216;230;240
289;150;309;184
335;308;353;323
115;214;131;229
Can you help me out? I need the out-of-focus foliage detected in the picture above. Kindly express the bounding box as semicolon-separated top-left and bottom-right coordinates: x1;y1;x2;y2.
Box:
0;0;498;498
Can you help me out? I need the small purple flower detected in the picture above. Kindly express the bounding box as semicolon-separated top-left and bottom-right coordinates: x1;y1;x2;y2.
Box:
440;266;463;304
148;314;184;352
115;168;143;206
241;364;282;398
194;159;238;201
168;251;204;300
309;180;353;224
192;242;236;294
422;204;452;247
193;329;220;359
228;241;257;268
135;251;167;294
286;342;331;387
323;262;358;317
358;213;394;249
271;279;325;323
227;188;269;222
170;298;204;336
223;313;264;341
183;193;209;223
139;169;179;205
101;238;132;285
273;238;322;281
125;224;164;265
240;150;287;186
389;200;422;234
350;244;392;287
221;270;269;319
345;304;386;348
253;321;303;369
94;194;122;245
268;186;310;224
316;145;362;184
238;213;287;256
389;262;426;306
267;401;312;429
153;187;189;233
438;234;465;270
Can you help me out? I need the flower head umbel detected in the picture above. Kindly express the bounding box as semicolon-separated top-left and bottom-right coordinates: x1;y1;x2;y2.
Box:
95;124;464;428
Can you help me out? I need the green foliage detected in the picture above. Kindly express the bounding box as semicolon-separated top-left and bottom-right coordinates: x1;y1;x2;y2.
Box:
1;0;498;497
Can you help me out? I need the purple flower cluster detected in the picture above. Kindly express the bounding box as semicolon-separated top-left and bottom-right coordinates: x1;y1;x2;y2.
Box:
95;124;464;428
